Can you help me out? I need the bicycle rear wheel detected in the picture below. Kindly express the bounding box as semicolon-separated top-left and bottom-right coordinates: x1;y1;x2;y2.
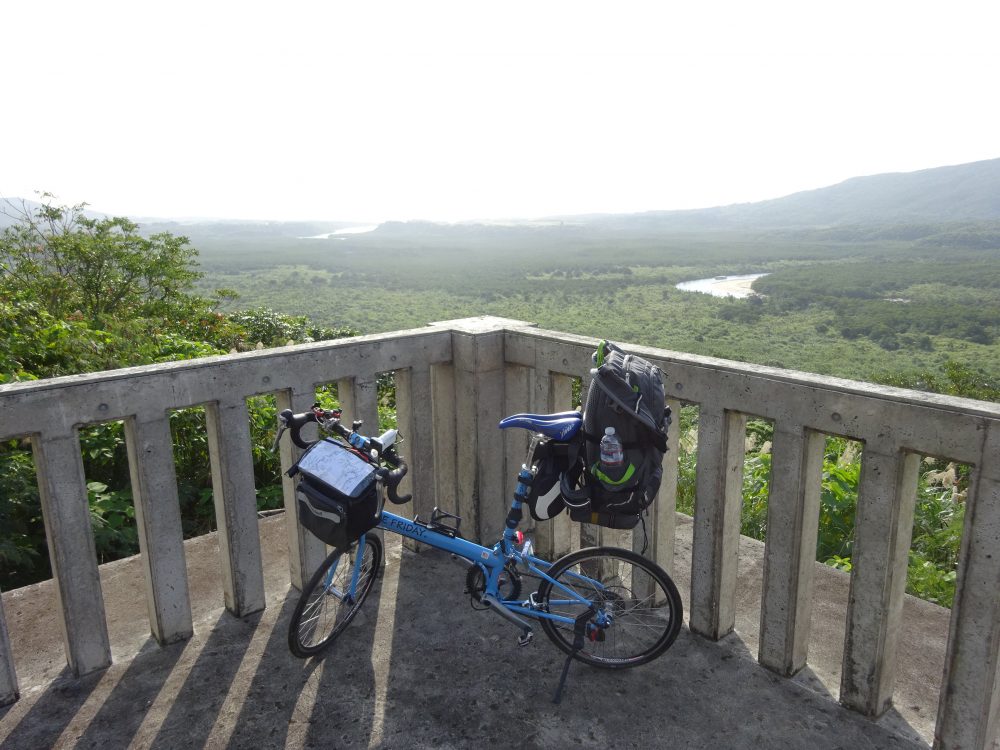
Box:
288;533;383;658
537;546;682;668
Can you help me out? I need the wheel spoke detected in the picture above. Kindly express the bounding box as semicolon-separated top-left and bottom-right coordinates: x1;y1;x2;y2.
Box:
288;535;383;658
538;547;682;668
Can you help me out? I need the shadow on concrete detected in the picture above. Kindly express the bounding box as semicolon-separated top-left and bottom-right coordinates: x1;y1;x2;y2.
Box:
881;707;932;749
147;610;261;749
319;545;931;750
791;665;838;702
375;540;570;745
0;516;942;749
223;591;314;749
222;583;382;749
75;637;184;750
299;596;381;748
0;666;102;749
298;537;396;748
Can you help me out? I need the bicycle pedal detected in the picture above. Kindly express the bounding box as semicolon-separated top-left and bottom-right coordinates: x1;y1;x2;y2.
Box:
518;630;534;647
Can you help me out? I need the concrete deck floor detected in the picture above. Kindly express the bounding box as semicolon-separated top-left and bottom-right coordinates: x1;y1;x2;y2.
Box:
1;514;951;749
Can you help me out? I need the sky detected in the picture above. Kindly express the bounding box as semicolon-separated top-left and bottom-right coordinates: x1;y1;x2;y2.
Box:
3;1;999;224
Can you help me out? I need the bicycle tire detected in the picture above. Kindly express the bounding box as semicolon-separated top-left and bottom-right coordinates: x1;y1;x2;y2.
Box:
288;533;383;658
537;545;682;668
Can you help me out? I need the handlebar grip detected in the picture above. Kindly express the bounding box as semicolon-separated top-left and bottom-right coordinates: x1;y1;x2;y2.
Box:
281;409;319;450
385;461;411;505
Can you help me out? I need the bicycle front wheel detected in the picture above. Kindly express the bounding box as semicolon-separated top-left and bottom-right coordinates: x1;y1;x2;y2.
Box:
537;546;682;668
288;533;383;658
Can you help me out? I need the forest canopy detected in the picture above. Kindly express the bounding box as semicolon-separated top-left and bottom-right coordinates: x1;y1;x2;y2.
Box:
0;197;358;588
1;194;996;607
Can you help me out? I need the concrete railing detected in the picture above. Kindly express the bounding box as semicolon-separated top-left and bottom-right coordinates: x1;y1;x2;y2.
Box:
1;316;998;750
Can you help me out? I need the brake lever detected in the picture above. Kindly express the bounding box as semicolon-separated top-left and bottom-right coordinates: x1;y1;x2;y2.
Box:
316;414;341;433
270;413;289;452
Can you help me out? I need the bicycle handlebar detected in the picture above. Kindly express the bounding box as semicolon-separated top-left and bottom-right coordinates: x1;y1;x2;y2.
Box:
381;460;412;505
274;406;411;504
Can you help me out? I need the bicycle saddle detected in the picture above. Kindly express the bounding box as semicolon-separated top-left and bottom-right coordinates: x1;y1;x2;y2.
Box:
497;411;582;441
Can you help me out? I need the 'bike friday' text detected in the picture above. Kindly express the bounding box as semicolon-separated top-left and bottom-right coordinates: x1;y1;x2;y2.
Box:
382;516;428;538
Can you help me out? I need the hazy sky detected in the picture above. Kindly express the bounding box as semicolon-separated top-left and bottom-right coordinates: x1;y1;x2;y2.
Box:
3;1;998;223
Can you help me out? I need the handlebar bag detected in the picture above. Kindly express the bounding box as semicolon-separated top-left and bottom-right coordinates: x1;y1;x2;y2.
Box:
288;438;380;549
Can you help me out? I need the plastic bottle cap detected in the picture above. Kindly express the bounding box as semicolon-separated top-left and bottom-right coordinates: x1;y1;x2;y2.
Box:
605;427;615;435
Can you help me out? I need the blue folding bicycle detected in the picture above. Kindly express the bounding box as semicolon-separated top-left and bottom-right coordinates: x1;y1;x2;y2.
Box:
275;405;682;700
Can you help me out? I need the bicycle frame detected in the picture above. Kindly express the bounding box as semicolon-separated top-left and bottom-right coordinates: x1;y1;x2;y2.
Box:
322;504;607;633
382;508;607;629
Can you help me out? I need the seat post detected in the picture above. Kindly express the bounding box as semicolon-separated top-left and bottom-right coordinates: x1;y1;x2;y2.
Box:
502;466;532;551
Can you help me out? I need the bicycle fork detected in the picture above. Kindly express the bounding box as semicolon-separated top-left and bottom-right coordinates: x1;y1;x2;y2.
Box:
325;538;369;604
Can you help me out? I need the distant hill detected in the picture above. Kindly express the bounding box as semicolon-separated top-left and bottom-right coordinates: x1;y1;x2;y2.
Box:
584;158;1000;231
0;198;41;229
5;157;999;236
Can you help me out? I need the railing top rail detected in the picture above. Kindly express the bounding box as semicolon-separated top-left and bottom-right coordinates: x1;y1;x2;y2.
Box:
2;315;997;456
0;325;450;398
0;325;452;440
504;324;1000;421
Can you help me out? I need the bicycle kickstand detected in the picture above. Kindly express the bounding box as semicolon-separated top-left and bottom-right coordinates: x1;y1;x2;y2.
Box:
552;610;593;705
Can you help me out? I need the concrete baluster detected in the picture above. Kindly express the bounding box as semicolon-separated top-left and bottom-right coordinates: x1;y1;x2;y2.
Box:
276;386;327;591
394;365;437;550
840;449;920;716
451;323;507;542
502;363;532;506
333;372;383;563
689;407;747;640
0;591;17;705
31;429;112;675
635;396;682;577
205;399;266;617
431;363;459;522
758;426;825;675
337;373;379;435
578;372;602;551
124;412;193;644
935;422;1000;750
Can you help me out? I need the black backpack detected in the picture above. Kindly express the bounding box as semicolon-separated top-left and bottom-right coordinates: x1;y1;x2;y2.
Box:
561;341;671;529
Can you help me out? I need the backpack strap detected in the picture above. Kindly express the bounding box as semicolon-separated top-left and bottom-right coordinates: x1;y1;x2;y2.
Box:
559;459;590;507
649;430;668;454
557;438;591;507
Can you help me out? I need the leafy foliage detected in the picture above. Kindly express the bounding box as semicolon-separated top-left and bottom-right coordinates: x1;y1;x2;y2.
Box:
675;412;967;607
752;261;1000;348
227;307;357;348
0;197;364;588
0;443;43;587
871;360;1000;403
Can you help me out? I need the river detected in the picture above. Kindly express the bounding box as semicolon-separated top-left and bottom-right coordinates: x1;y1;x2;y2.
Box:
299;225;379;240
675;273;769;299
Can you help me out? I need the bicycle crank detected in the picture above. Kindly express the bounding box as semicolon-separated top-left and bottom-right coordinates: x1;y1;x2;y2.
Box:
465;562;522;609
479;593;534;646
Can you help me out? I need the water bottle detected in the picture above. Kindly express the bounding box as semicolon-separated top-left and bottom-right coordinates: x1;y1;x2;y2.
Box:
599;427;624;468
